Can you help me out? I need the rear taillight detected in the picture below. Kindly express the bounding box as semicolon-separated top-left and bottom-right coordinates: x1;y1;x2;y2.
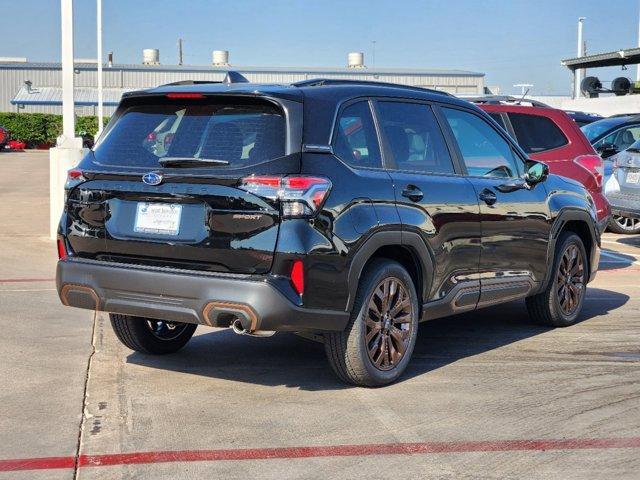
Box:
574;155;604;188
239;175;331;217
65;169;86;189
290;259;304;296
57;238;67;260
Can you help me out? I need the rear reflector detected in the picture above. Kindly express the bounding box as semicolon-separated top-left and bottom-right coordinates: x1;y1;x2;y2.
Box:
166;93;205;99
290;260;304;296
57;239;67;260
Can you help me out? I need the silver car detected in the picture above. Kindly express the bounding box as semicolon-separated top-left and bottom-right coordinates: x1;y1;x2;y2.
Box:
604;139;640;234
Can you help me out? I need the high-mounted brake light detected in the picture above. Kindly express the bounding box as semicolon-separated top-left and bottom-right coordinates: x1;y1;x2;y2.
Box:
239;175;331;217
166;92;205;99
574;155;604;188
290;260;304;296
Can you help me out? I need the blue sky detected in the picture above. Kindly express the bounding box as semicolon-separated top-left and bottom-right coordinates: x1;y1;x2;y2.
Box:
1;0;638;95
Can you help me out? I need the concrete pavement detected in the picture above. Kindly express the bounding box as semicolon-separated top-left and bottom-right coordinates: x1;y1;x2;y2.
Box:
1;151;639;479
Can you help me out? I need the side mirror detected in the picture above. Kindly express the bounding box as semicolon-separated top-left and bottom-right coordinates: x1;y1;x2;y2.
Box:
524;160;549;185
597;142;619;159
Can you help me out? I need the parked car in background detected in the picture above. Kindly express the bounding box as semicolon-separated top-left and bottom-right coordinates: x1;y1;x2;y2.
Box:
602;139;640;234
470;98;610;231
565;111;603;127
582;114;640;159
56;76;601;386
0;125;8;150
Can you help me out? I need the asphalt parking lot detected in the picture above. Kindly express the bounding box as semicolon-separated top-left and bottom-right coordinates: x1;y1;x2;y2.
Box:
1;151;639;479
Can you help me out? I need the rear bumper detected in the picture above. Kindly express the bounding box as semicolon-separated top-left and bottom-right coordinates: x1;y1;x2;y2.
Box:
56;259;349;332
611;208;640;220
607;193;640;219
591;191;611;233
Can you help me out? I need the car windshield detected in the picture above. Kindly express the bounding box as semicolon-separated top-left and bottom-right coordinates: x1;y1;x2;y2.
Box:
93;100;286;169
581;117;628;142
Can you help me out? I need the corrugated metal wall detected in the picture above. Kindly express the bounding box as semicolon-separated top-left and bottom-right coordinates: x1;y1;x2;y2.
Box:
0;64;484;115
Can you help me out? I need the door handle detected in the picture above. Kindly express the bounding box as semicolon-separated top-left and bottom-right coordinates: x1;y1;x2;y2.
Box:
479;188;497;206
401;185;424;202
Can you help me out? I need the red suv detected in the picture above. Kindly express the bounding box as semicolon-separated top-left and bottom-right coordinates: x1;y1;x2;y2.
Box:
471;98;610;231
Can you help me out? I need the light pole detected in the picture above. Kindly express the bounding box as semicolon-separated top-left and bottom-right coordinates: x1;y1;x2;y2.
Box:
574;17;586;99
637;1;640;82
97;0;103;137
50;0;84;239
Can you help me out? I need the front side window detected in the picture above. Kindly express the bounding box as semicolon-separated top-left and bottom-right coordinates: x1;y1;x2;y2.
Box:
94;100;286;169
442;107;520;178
508;113;568;153
597;125;640;151
377;101;454;174
333;101;382;168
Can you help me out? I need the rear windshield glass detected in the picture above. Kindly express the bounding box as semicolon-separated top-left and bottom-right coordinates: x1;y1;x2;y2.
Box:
94;100;286;168
581;117;628;142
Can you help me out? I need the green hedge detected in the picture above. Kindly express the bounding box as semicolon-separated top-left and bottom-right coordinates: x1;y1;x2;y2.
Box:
0;112;109;147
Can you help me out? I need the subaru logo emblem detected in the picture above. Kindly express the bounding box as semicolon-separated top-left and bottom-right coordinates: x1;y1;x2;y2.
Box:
142;172;163;186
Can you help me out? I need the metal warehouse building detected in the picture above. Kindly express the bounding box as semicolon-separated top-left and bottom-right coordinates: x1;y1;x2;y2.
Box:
0;51;485;115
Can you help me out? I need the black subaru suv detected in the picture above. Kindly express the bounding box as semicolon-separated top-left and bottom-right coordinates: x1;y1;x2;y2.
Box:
57;74;600;386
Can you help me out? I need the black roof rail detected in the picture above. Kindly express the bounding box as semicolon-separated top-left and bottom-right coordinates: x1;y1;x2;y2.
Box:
292;78;452;96
608;112;640;118
160;72;250;87
465;95;550;108
161;80;222;86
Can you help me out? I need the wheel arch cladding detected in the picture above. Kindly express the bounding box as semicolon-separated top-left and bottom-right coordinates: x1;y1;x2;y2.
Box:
346;231;434;312
541;208;598;292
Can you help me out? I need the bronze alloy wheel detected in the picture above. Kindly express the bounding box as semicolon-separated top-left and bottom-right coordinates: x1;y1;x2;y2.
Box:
556;244;585;316
365;277;413;371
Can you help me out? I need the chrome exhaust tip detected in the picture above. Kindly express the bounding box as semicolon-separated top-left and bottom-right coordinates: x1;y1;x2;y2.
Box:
231;318;249;335
230;318;276;337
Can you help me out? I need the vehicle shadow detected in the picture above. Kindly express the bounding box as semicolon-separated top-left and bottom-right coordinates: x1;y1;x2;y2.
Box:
126;287;628;390
598;249;638;270
613;235;640;248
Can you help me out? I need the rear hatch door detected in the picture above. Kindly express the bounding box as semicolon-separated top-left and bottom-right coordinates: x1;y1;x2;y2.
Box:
65;93;301;274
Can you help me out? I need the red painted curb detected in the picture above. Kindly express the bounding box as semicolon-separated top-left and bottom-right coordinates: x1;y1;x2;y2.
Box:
2;437;640;472
0;456;75;471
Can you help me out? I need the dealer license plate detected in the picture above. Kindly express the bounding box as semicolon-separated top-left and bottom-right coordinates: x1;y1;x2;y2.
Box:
134;202;182;235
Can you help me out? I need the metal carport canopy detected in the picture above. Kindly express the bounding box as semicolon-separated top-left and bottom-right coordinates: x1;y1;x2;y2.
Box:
10;86;129;106
561;47;640;70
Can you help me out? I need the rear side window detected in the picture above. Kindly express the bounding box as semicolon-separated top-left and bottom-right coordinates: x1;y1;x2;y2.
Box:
333;101;382;168
508;113;568;153
377;101;454;174
94;100;286;168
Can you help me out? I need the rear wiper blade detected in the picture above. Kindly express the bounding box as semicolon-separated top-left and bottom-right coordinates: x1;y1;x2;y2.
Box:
158;157;230;168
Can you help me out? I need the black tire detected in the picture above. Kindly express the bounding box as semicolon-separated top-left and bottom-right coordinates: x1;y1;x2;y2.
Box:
526;232;588;327
324;259;419;387
109;314;197;354
608;215;640;235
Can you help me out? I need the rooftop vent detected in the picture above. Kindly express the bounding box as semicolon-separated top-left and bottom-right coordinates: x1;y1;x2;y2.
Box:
212;50;230;66
347;52;365;69
142;48;160;65
0;57;28;63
